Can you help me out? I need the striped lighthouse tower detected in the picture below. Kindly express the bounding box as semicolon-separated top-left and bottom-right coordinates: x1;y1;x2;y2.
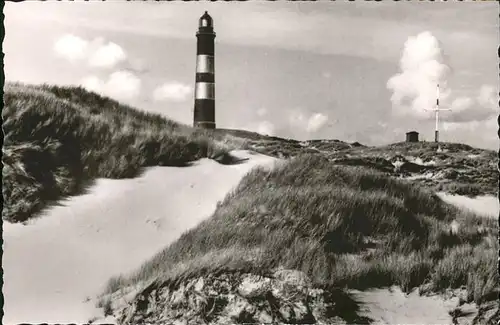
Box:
193;11;216;129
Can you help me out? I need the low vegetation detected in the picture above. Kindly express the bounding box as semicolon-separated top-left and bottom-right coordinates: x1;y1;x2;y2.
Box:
102;154;498;322
216;131;497;197
338;141;498;197
2;83;237;223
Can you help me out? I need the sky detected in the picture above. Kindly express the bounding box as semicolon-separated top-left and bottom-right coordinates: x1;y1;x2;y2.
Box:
4;1;499;149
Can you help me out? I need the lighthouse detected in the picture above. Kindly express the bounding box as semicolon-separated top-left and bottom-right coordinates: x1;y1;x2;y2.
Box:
193;11;216;129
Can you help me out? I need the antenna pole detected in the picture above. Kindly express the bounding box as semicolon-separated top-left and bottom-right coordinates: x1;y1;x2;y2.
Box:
435;84;440;143
426;83;451;145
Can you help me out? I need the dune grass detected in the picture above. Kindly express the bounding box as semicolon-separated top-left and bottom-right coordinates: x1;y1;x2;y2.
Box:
2;83;238;223
103;154;498;306
330;141;498;197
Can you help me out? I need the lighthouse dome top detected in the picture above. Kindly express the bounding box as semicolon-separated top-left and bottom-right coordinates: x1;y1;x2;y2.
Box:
199;11;213;28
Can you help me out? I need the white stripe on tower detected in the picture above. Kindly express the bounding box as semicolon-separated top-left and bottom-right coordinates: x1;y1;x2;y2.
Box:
195;82;215;100
196;55;215;74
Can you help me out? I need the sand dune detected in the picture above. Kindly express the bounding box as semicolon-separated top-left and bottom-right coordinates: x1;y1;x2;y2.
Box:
3;150;493;325
3;150;277;325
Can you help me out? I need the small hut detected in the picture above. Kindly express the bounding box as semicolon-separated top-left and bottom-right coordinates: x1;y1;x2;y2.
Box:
406;131;419;143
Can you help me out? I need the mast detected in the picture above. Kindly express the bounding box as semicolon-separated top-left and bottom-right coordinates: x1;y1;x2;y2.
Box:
426;83;451;144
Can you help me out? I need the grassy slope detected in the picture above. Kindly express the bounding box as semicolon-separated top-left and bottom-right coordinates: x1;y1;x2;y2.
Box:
2;83;236;223
105;154;498;309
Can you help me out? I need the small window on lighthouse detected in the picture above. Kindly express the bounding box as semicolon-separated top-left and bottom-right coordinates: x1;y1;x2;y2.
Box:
201;19;208;27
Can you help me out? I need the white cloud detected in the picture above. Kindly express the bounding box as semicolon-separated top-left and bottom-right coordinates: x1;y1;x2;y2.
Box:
106;71;141;99
88;41;127;68
241;106;274;136
80;75;104;93
441;116;498;149
54;34;89;62
387;31;450;118
80;70;141;100
389;32;497;126
244;120;276;136
477;84;497;108
55;34;128;69
306;113;329;133
450;96;474;112
152;82;192;102
445;84;498;123
256;120;275;136
289;110;329;133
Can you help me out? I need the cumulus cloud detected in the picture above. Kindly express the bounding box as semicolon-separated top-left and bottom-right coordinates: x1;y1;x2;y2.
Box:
80;75;104;93
54;34;89;62
387;31;450;118
88;41;127;68
306;113;329;133
55;34;128;69
106;71;141;99
442;116;498;150
242;108;274;136
388;31;497;125
80;70;141;100
256;120;276;136
152;82;192;102
446;84;498;123
244;120;276;136
289;110;329;133
477;84;497;108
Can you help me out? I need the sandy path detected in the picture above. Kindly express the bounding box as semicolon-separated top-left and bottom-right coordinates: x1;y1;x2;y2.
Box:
3;150;276;325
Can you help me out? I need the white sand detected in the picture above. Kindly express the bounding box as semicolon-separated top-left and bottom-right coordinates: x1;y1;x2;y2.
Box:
437;192;498;218
3;150;277;325
352;286;458;325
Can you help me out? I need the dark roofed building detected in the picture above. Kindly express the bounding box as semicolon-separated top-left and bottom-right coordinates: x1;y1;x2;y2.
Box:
406;131;419;143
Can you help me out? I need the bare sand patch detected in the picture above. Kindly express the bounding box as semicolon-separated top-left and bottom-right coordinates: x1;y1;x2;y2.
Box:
3;151;276;325
351;286;470;325
437;192;498;218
